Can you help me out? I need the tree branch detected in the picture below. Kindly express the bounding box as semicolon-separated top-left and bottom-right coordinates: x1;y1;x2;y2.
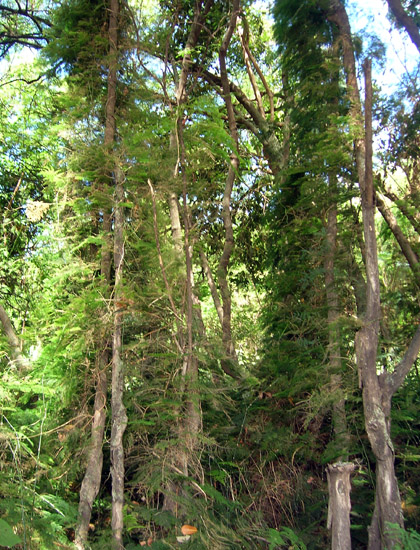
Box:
388;324;420;395
386;0;420;52
375;191;420;284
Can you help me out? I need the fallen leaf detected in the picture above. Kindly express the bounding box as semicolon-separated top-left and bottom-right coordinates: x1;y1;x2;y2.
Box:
181;524;197;535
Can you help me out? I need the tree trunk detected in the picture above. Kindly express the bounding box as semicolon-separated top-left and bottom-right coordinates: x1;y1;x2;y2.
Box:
75;351;108;550
111;165;127;549
375;192;420;284
161;0;214;512
0;302;30;371
327;462;355;550
386;0;420;52
325;5;420;545
75;0;120;547
357;59;402;550
324;201;350;458
217;0;240;376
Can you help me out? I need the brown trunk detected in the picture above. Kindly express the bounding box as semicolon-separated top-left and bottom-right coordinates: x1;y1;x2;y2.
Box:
326;5;420;546
356;59;403;550
364;59;404;550
75;0;120;547
111;165;127;549
375;193;420;284
327;462;355;550
178;115;201;445
324;201;349;458
161;1;214;512
168;191;183;256
75;353;108;549
217;0;240;376
327;0;365;191
381;186;420;237
386;0;420;52
0;303;30;371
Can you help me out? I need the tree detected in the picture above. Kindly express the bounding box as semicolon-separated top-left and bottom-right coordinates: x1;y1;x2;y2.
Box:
0;0;51;58
386;0;420;52
2;1;420;548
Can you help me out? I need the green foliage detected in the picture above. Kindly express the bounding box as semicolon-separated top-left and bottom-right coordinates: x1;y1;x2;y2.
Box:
0;518;21;548
268;527;307;550
1;1;420;549
386;523;420;550
44;0;108;74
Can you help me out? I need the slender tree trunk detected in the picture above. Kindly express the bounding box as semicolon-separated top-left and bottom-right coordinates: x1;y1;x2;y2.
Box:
75;0;120;547
386;0;420;52
161;0;214;512
0;303;30;371
179;117;201;473
375;193;420;283
217;0;240;375
111;166;127;549
327;462;355;550
356;59;402;550
326;5;420;547
324;200;350;458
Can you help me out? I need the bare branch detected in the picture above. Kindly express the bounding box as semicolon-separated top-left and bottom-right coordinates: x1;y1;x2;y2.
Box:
386;0;420;52
388;324;420;394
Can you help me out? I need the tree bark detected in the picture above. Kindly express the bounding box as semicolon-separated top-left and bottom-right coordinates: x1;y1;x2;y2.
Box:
161;1;214;513
0;303;30;371
217;0;240;376
327;0;365;191
386;0;420;52
75;0;120;547
326;5;420;544
375;192;420;284
327;462;355;550
111;167;127;550
324;200;350;459
75;351;108;550
356;58;403;550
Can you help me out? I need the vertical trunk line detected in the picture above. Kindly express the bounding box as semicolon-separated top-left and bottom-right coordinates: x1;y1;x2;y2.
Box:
217;0;240;373
327;462;355;550
75;0;122;548
161;2;213;511
0;303;30;371
327;4;408;546
324;200;350;458
360;59;402;550
111;164;127;549
178;117;201;458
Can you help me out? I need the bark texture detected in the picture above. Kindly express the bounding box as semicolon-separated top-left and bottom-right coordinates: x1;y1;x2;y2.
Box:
327;6;420;548
75;353;108;549
327;462;355;550
111;163;127;550
217;0;240;376
75;0;120;547
0;303;30;371
161;0;214;513
324;201;349;458
386;0;420;52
